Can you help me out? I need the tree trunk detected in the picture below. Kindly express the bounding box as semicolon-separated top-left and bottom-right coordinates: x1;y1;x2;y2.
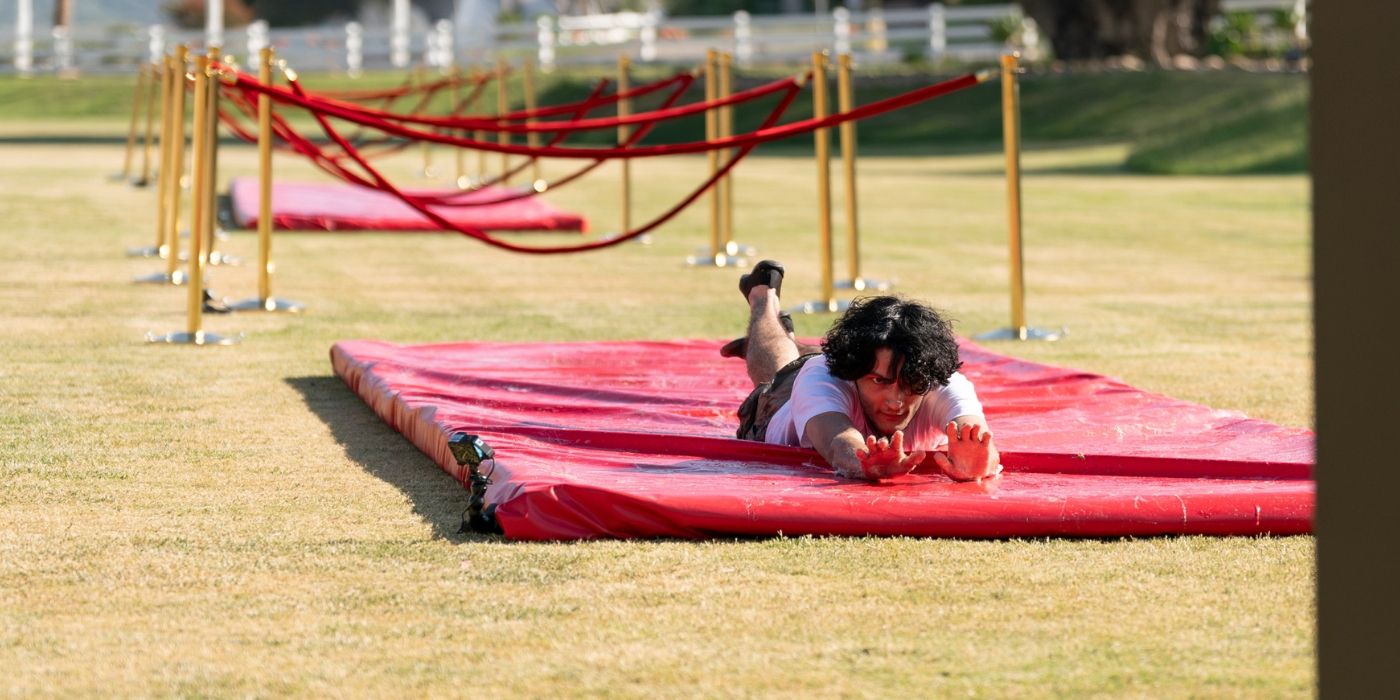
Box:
53;0;72;27
1019;0;1220;65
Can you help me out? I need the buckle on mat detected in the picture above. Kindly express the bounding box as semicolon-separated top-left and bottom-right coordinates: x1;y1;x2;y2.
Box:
448;432;502;535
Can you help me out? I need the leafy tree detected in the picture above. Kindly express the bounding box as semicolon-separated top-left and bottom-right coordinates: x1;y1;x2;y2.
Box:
247;0;362;27
1018;0;1221;64
164;0;256;29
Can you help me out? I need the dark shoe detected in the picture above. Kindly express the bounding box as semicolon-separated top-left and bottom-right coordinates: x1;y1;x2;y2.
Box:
739;259;785;300
719;312;795;359
720;336;748;358
202;289;231;314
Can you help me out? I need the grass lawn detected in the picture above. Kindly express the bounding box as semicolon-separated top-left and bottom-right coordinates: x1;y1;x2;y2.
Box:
0;116;1311;696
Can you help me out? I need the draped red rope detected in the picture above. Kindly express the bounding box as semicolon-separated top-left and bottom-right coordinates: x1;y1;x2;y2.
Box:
225;70;986;160
312;71;471;101
259;69;697;130
287;73;802;254
299;72;803;135
236;77;621;205
427;72;696;204
220;70;496;160
211;62;987;254
224;76;614;204
220;68;704;207
344;73;489;156
251;72;700;209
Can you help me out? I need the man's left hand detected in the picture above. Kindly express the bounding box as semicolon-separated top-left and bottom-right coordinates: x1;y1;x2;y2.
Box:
932;421;1002;482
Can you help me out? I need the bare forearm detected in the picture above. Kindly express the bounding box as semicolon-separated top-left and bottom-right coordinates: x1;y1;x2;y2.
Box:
821;432;868;479
804;412;867;479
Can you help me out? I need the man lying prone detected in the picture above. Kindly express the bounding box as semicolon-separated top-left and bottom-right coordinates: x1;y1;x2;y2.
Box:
730;260;1002;482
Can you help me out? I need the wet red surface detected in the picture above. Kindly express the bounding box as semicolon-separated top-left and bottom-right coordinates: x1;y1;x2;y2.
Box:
331;338;1313;540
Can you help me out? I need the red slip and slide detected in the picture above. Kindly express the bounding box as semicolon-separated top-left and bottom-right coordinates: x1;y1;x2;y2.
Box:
227;178;587;233
330;338;1313;541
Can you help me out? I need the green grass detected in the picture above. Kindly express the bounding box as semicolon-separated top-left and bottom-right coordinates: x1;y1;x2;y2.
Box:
0;67;1308;174
0;126;1312;695
1126;76;1308;174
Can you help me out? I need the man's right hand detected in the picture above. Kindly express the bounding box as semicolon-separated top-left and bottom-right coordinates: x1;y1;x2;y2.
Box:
855;431;926;480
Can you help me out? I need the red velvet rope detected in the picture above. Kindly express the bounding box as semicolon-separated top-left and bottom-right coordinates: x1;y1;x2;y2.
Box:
252;73;696;209
425;74;695;204
341;73;492;157
314;71;476;101
228;70;985;159
223;77;638;205
214;65;983;254
222;69;703;206
296;72;802;135
219;70;495;161
292;75;802;253
241;68;696;130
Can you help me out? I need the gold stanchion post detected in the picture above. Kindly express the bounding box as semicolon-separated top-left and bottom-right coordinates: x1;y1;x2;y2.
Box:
187;56;212;327
523;56;542;186
416;65;434;177
136;60;160;187
203;47;239;268
453;65;466;188
496;57;511;186
975;52;1062;342
229;48;304;314
791;51;845;314
147;55;238;346
475;68;488;184
135;47;189;282
153;57;175;254
617;55;634;238
705;50;719;258
686;50;745;267
718;52;755;259
164;45;190;283
834;53;890;292
116;64;147;181
126;61;167;257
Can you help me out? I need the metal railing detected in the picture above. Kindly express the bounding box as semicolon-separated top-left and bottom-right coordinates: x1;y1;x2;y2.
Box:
1;0;1306;77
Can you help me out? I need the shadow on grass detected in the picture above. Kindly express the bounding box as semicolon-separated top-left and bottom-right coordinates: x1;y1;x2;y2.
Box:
285;375;475;543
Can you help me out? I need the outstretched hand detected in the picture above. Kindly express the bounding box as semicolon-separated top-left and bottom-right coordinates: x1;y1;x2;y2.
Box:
932;421;1002;482
855;431;926;480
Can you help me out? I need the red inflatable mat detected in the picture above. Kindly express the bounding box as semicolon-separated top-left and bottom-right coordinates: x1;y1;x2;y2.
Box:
329;339;1314;540
227;177;587;232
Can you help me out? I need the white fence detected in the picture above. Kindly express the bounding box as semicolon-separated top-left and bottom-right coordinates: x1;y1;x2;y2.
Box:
0;0;1305;77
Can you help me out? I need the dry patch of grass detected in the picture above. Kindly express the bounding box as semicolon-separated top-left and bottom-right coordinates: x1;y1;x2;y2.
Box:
0;138;1311;696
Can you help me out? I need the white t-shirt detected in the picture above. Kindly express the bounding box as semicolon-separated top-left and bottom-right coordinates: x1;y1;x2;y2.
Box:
764;355;984;450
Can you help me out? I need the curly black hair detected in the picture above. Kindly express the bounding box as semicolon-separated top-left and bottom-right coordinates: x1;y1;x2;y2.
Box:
822;295;962;394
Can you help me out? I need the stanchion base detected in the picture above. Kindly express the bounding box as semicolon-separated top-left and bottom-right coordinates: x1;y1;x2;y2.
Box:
600;231;653;247
208;250;242;267
144;330;242;346
133;270;187;285
835;277;894;292
226;297;305;313
125;245;164;258
685;249;749;268
788;298;852;315
723;241;758;257
973;326;1066;342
